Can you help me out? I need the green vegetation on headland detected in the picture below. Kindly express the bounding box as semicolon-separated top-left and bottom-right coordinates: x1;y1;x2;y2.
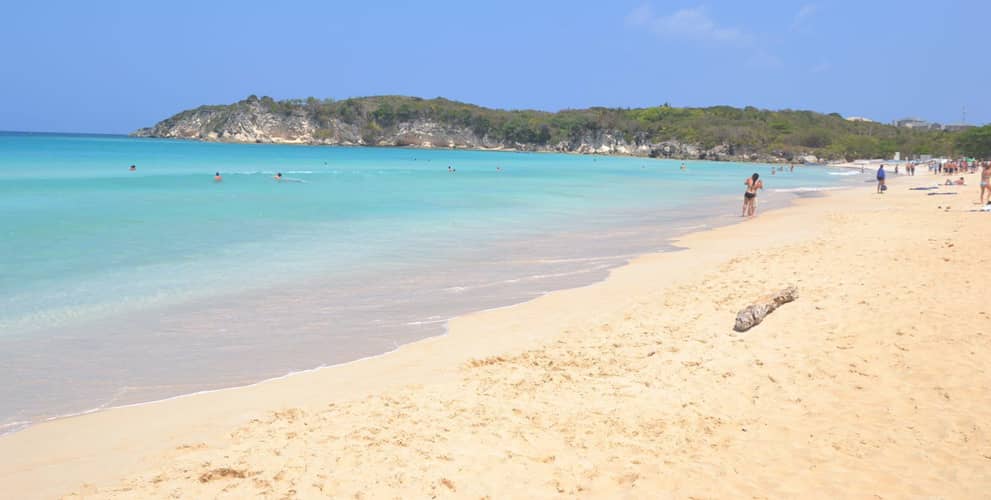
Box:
955;125;991;158
134;95;989;162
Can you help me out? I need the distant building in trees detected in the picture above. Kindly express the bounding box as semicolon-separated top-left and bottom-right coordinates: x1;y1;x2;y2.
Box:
943;123;976;132
893;117;934;129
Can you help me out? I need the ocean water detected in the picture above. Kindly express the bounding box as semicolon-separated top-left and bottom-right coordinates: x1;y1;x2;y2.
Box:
0;132;867;432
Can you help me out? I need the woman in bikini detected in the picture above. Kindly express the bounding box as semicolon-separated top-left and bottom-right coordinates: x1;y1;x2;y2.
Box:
980;162;991;205
743;173;763;217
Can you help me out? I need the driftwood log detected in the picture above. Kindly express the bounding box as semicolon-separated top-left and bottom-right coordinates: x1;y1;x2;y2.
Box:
733;286;798;332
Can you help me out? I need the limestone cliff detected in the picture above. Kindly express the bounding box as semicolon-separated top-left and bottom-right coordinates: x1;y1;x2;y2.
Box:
132;95;818;163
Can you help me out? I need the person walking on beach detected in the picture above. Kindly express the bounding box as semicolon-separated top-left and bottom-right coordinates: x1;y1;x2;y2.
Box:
876;164;886;194
980;163;991;205
742;173;763;217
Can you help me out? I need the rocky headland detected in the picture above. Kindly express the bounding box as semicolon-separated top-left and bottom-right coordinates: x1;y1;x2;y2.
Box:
132;95;951;163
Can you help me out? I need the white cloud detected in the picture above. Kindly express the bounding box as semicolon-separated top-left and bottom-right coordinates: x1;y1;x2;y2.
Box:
810;61;831;73
626;4;751;46
626;4;786;71
791;4;817;31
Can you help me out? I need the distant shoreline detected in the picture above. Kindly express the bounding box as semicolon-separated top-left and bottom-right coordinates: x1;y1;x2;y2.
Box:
128;133;810;164
4;129;800;164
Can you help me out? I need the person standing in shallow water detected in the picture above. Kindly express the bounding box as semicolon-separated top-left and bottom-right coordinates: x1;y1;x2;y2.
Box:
742;173;763;217
214;172;222;182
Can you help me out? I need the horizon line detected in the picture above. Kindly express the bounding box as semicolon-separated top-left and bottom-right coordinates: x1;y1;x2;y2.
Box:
0;129;130;137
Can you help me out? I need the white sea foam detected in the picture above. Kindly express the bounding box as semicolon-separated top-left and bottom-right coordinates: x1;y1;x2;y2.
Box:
510;254;638;265
441;264;613;294
773;186;843;193
0;420;32;436
230;170;313;175
406;318;449;326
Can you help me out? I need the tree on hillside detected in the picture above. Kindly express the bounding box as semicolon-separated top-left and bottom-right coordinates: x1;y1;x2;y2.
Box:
956;125;991;158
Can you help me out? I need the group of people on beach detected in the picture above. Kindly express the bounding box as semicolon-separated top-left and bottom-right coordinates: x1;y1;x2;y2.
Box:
936;159;981;176
875;159;991;205
934;159;991;204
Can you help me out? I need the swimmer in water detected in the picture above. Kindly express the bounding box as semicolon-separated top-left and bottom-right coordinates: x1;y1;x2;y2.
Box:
274;172;283;181
214;171;222;182
680;163;686;171
129;165;136;171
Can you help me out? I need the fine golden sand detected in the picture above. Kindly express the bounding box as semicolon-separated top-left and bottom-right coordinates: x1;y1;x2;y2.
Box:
2;170;989;499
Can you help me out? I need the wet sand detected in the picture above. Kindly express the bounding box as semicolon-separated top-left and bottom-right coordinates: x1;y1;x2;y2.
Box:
2;170;989;498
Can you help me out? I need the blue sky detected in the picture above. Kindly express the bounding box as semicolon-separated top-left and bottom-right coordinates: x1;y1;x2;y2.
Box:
0;0;986;133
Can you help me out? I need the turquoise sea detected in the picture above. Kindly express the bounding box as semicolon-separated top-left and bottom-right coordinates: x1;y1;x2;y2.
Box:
0;132;868;432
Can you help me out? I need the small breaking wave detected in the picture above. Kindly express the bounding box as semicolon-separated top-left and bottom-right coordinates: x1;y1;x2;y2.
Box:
773;186;843;193
0;420;32;436
442;264;612;294
405;317;449;326
509;254;638;265
228;170;314;175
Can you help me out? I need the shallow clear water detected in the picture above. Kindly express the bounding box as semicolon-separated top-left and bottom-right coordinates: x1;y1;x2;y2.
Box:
0;132;867;432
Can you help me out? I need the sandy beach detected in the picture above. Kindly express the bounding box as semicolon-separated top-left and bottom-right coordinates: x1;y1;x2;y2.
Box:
2;168;989;498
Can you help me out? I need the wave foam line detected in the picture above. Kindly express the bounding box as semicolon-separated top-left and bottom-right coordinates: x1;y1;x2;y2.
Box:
773;186;843;193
